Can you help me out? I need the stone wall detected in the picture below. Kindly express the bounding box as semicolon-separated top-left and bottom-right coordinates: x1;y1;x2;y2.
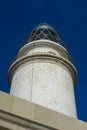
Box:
0;92;87;130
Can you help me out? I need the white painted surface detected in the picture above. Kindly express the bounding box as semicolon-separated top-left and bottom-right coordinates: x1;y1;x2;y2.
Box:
10;40;77;118
19;46;68;59
17;40;69;59
10;60;77;118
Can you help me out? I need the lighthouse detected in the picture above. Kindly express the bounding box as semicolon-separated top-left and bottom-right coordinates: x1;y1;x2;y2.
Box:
8;24;77;118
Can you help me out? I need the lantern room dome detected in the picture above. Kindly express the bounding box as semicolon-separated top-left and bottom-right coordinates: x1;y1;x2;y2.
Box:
28;23;60;43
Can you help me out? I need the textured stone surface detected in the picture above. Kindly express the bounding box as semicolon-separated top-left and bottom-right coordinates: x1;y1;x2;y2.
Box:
18;40;69;59
0;92;87;130
34;104;58;125
0;119;19;130
22;45;68;59
0;92;13;112
77;120;87;130
58;113;77;130
10;40;77;118
10;60;77;118
12;96;35;120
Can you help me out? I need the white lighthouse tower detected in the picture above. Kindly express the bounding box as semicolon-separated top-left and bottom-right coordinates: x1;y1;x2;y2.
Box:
8;24;77;118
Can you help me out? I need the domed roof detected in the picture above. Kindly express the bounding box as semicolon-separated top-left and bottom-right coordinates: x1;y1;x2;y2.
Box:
28;23;60;43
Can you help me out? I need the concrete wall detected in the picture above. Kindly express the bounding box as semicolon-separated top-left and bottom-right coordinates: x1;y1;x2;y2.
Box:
0;92;87;130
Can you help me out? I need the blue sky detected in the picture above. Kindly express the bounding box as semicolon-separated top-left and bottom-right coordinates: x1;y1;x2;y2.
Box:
0;0;87;122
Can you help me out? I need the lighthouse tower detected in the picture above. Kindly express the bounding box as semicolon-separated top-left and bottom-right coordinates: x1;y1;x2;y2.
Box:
8;24;77;118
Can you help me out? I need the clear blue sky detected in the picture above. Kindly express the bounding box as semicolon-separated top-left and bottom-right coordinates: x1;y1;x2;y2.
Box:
0;0;87;122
